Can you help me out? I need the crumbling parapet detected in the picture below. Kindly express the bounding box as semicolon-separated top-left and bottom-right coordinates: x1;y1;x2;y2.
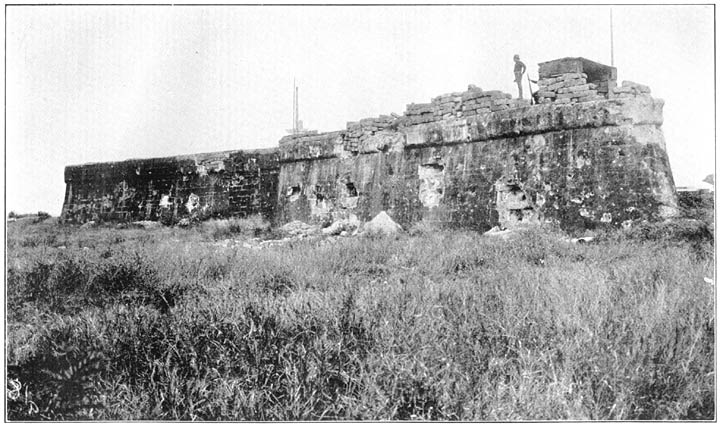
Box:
277;95;666;161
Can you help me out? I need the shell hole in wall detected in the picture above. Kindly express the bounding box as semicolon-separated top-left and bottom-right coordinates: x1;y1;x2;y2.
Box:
286;185;302;202
339;182;359;209
346;182;358;197
495;181;539;229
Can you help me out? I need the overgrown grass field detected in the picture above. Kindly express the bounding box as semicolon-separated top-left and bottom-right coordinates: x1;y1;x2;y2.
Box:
5;216;715;420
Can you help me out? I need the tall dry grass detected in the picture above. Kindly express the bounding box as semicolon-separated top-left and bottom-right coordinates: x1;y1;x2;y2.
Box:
5;217;715;420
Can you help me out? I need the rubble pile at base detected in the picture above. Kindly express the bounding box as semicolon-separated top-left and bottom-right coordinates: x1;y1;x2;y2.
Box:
280;220;321;237
363;211;403;235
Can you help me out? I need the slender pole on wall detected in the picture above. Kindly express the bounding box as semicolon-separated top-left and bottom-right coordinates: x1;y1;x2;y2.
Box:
292;77;297;136
610;8;615;67
296;85;300;132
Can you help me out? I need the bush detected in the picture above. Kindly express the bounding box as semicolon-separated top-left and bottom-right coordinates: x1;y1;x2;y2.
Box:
618;219;714;259
35;211;51;223
677;190;714;225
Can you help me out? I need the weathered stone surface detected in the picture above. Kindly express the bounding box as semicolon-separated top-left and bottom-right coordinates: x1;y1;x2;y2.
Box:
276;96;677;233
557;84;590;94
358;132;405;154
61;149;279;224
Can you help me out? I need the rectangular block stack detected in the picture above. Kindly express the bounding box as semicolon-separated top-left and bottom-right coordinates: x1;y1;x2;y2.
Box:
345;114;400;151
538;57;617;101
461;90;509;115
405;87;530;123
536;72;603;104
404;103;436;125
431;92;464;119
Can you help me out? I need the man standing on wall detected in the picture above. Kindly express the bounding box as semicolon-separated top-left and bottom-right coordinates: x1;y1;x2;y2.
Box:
513;54;526;99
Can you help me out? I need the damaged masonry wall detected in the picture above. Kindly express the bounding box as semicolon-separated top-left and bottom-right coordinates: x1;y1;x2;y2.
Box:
62;57;678;233
61;149;279;224
277;58;678;232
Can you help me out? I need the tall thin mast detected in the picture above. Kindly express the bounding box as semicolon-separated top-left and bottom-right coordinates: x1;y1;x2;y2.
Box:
295;85;299;133
292;78;297;135
610;8;615;67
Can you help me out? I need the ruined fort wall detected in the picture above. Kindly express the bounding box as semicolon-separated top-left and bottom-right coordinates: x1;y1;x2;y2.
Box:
60;58;679;232
277;96;678;232
61;149;279;224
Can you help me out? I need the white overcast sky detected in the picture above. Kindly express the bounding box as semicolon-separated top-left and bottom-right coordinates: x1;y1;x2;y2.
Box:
5;4;715;215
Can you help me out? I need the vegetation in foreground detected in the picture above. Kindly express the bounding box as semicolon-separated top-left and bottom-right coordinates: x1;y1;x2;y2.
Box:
5;215;715;420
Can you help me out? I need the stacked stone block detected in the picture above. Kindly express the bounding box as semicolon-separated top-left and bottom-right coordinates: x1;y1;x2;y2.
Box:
610;81;651;98
594;79;618;97
460;89;529;115
405;86;530;124
537;57;617;101
432;92;464;119
404;103;436;125
536;73;604;104
345;114;400;151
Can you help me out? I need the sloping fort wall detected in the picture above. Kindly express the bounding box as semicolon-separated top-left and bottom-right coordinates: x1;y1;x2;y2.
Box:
61;57;679;232
61;149;279;223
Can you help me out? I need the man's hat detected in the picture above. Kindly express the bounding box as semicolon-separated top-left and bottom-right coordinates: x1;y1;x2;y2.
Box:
513;54;520;59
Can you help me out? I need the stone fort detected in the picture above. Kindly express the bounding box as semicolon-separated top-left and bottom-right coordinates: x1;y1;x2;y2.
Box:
61;57;679;233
